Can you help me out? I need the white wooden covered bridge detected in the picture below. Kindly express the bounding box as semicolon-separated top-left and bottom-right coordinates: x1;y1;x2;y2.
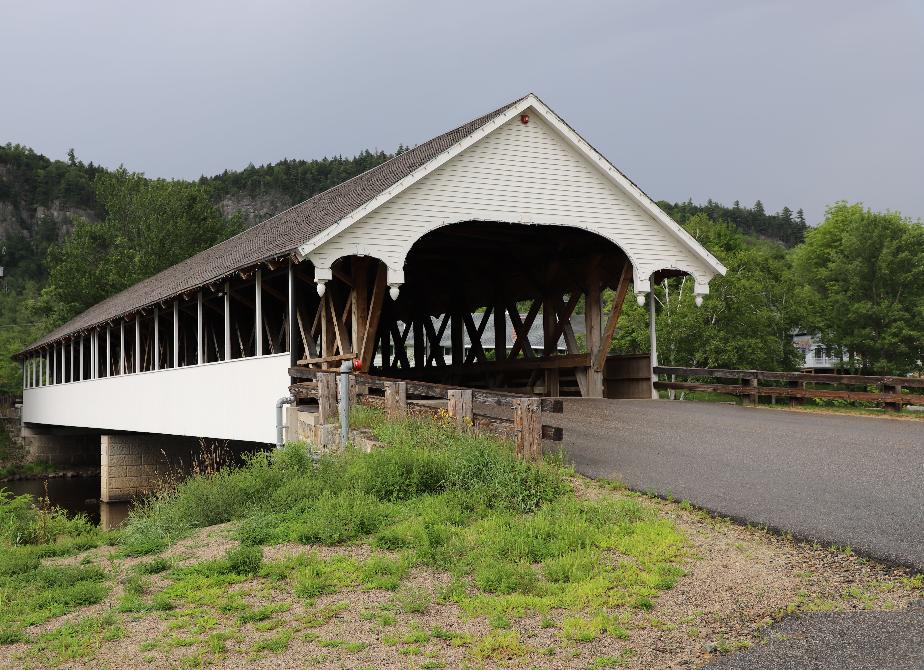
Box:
17;94;726;470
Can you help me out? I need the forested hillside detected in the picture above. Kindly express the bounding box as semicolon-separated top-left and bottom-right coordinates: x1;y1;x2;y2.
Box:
1;142;922;394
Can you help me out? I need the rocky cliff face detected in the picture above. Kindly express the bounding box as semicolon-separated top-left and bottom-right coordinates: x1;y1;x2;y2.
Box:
0;197;98;242
216;191;293;228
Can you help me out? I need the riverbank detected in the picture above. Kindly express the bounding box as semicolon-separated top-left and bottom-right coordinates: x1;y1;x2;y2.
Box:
0;467;101;483
0;408;920;669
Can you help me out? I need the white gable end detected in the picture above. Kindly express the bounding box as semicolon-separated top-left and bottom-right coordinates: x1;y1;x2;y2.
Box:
306;107;721;294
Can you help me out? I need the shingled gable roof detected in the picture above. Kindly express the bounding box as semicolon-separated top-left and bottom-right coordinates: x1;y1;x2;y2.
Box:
22;95;529;355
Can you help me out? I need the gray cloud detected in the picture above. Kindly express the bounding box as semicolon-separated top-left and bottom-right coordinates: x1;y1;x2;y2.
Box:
2;0;921;225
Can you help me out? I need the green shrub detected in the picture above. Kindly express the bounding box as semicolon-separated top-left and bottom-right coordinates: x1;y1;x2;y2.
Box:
292;490;392;545
474;561;538;595
359;554;409;591
134;557;171;575
0;489;101;548
394;585;432;613
225;544;263;575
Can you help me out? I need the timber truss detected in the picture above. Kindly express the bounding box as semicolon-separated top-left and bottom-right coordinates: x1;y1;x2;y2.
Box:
298;222;634;398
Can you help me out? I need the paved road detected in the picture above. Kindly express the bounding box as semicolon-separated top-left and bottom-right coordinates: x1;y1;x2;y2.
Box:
549;399;924;571
707;600;924;670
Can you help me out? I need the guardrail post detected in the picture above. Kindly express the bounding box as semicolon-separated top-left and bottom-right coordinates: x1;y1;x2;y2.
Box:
385;381;407;420
882;382;903;412
748;377;759;406
317;372;337;424
513;397;542;461
447;389;473;429
788;380;805;407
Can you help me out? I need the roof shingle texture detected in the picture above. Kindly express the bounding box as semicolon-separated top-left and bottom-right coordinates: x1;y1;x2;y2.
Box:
25;96;525;353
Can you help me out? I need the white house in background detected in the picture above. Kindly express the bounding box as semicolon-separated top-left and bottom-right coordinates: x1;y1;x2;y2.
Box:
792;332;845;373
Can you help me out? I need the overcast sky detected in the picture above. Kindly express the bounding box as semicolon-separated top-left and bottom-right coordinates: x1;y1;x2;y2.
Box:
2;0;922;225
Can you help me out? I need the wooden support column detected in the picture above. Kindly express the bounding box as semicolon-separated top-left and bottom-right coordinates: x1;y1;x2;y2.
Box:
317;372;337;424
106;326;111;377
584;266;604;398
173;301;179;368
385;381;407;420
360;264;388;372
224;282;232;361
120;321;126;375
255;269;263;356
447;389;473;429
288;262;296;370
153;307;160;370
69;337;74;382
320;294;335;359
135;316;140;373
514;397;542;460
79;335;84;381
197;291;204;365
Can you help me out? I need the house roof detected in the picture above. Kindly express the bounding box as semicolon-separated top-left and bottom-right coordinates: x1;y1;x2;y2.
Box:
22;96;527;354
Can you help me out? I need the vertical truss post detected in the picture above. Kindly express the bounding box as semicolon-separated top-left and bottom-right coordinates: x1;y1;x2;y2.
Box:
584;266;603;398
224;282;232;362
173;301;179;368
135;316;140;373
255;269;263;356
197;291;204;365
154;307;160;371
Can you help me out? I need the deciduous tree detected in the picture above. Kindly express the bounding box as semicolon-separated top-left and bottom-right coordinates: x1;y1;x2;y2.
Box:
793;202;924;374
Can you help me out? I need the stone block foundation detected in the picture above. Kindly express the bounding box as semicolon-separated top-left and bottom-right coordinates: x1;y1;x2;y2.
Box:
100;434;200;502
21;425;98;466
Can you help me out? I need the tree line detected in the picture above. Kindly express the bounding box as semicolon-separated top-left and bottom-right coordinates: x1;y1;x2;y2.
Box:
611;203;924;376
1;143;922;394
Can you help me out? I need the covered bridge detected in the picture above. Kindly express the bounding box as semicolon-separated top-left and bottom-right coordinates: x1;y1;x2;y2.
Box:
17;93;726;462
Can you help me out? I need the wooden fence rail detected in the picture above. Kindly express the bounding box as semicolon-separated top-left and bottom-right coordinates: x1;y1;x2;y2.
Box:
653;366;924;410
288;367;563;458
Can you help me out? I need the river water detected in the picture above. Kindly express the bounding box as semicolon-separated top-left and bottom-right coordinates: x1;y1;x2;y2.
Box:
3;476;131;529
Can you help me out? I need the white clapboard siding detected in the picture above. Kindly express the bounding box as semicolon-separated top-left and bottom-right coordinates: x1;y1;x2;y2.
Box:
308;110;716;289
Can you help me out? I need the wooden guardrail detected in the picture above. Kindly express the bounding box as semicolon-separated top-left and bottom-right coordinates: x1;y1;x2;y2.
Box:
289;367;564;460
654;366;924;410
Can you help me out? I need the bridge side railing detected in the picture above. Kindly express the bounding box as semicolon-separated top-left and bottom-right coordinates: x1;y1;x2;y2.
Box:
653;366;924;410
289;367;563;460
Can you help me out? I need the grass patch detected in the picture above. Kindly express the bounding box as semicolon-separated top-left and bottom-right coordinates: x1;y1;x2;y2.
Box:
0;410;689;664
115;409;685;640
28;612;124;667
